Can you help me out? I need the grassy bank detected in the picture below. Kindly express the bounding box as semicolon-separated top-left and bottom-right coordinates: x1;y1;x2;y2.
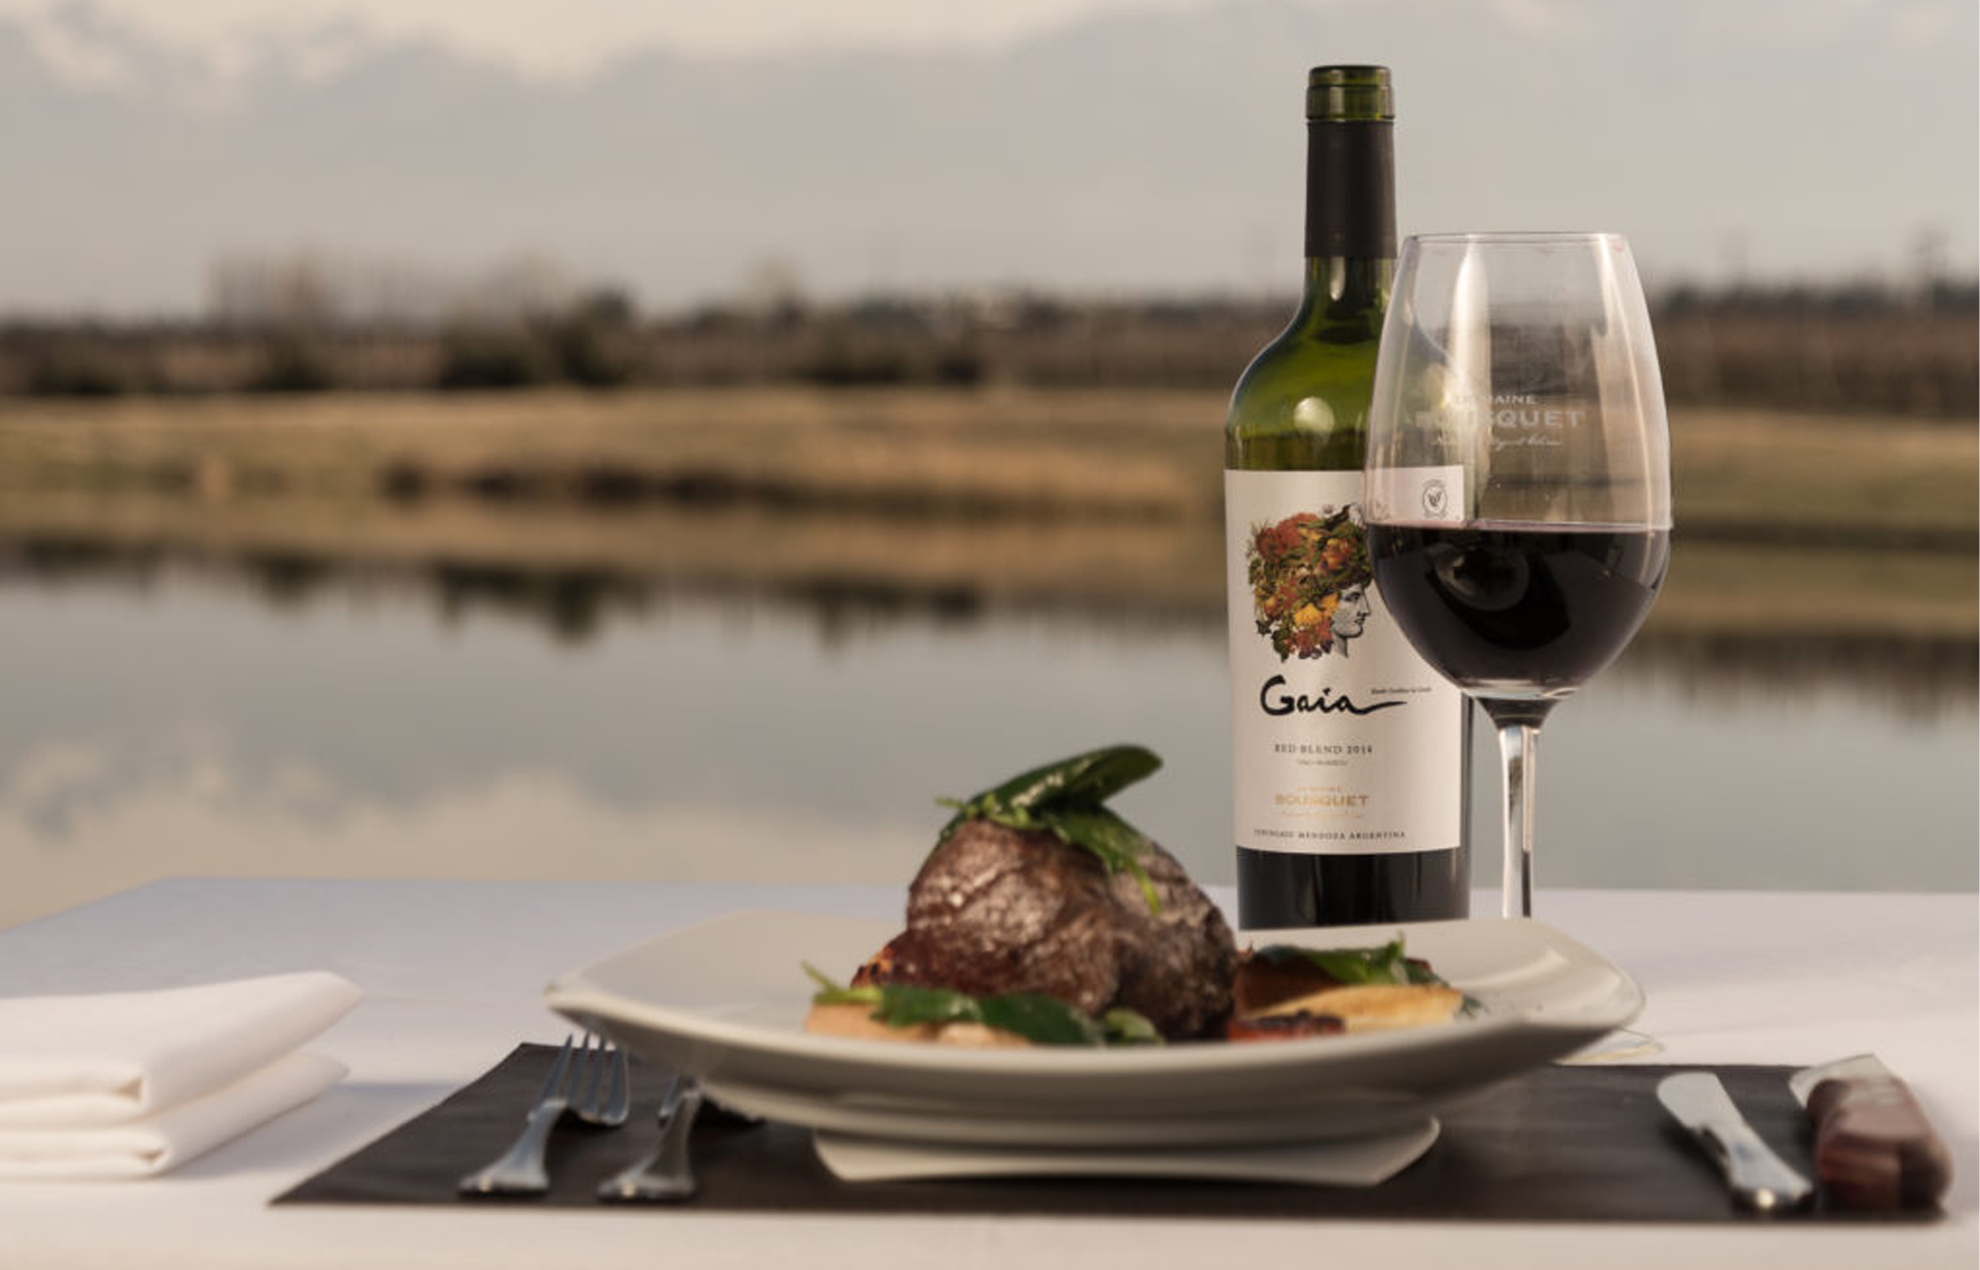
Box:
0;387;1972;645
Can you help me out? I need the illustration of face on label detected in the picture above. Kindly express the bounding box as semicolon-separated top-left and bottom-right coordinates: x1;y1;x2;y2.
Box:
1243;505;1375;662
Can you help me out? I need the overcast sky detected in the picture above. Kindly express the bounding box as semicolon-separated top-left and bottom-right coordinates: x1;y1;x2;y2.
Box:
1;0;1972;315
0;0;1223;70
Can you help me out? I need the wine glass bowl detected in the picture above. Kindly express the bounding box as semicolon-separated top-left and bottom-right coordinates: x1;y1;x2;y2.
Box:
1369;524;1669;728
1364;233;1673;920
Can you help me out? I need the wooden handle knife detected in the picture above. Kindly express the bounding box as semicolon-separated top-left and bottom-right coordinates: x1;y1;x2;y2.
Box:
1788;1053;1951;1210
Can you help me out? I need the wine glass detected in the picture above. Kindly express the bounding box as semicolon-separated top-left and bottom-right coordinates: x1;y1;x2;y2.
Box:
1363;232;1672;925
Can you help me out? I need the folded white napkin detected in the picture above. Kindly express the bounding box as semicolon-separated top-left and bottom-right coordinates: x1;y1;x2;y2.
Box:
0;1052;348;1181
0;971;362;1180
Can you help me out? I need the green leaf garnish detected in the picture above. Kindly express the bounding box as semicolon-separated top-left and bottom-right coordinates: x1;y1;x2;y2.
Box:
1250;938;1478;1014
1034;805;1162;912
934;745;1165;912
1101;1007;1163;1046
1254;936;1445;987
986;745;1164;814
973;993;1107;1046
805;963;1161;1048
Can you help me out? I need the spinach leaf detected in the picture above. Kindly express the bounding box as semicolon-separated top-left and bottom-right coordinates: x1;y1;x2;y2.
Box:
1254;936;1444;986
986;746;1163;817
1035;805;1161;912
974;993;1106;1046
805;964;1161;1048
934;745;1165;912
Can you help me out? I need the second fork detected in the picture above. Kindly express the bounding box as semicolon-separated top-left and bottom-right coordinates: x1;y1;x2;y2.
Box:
458;1031;629;1196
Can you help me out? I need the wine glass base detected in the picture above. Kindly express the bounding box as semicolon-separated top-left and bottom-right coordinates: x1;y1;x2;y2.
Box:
1556;1028;1662;1065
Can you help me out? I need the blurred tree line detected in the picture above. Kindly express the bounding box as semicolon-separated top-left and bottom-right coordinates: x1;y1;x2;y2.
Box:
0;250;1973;417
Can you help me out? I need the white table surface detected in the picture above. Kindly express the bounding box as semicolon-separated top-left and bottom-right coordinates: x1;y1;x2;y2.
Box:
0;879;1972;1269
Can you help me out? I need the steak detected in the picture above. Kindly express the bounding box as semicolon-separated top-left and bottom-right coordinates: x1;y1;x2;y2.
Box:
877;817;1237;1040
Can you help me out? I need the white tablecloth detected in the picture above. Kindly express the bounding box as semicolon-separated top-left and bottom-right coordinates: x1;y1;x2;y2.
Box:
0;879;1972;1269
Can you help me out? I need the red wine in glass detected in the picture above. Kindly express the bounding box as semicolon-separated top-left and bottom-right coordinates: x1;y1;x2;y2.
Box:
1369;523;1669;728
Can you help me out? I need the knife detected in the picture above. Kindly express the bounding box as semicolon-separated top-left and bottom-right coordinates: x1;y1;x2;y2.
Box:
1788;1053;1951;1210
1656;1071;1813;1211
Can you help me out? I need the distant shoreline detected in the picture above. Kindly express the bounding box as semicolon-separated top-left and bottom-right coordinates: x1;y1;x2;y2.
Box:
0;387;1971;652
4;287;1975;418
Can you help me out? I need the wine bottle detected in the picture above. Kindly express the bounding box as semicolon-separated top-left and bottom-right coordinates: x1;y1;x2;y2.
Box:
1225;65;1468;929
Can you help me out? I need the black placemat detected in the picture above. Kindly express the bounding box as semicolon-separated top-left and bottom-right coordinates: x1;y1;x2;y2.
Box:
276;1045;1936;1222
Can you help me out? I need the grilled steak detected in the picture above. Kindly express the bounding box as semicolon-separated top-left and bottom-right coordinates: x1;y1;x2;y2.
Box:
877;817;1237;1039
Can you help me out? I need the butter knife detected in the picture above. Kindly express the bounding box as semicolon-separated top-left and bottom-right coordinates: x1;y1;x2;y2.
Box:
1656;1071;1813;1211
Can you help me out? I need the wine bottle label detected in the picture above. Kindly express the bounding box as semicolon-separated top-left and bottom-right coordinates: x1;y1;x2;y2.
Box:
1226;467;1465;856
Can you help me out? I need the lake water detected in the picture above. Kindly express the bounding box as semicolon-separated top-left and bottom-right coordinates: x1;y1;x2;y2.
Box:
2;561;1974;929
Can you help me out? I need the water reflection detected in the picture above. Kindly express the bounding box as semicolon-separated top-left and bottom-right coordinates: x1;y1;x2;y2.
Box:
3;539;1974;930
1625;631;1978;724
4;533;1972;714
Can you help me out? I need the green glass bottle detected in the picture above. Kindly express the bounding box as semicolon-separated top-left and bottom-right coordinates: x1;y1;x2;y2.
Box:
1224;66;1469;929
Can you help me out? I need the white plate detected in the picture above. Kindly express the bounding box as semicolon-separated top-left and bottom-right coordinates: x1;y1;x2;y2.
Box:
811;1117;1441;1185
544;910;1642;1148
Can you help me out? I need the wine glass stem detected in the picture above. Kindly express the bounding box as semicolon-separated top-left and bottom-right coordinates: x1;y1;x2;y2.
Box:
1496;720;1539;919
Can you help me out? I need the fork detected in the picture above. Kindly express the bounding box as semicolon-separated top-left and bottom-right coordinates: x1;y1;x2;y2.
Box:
458;1031;630;1195
597;1073;705;1202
